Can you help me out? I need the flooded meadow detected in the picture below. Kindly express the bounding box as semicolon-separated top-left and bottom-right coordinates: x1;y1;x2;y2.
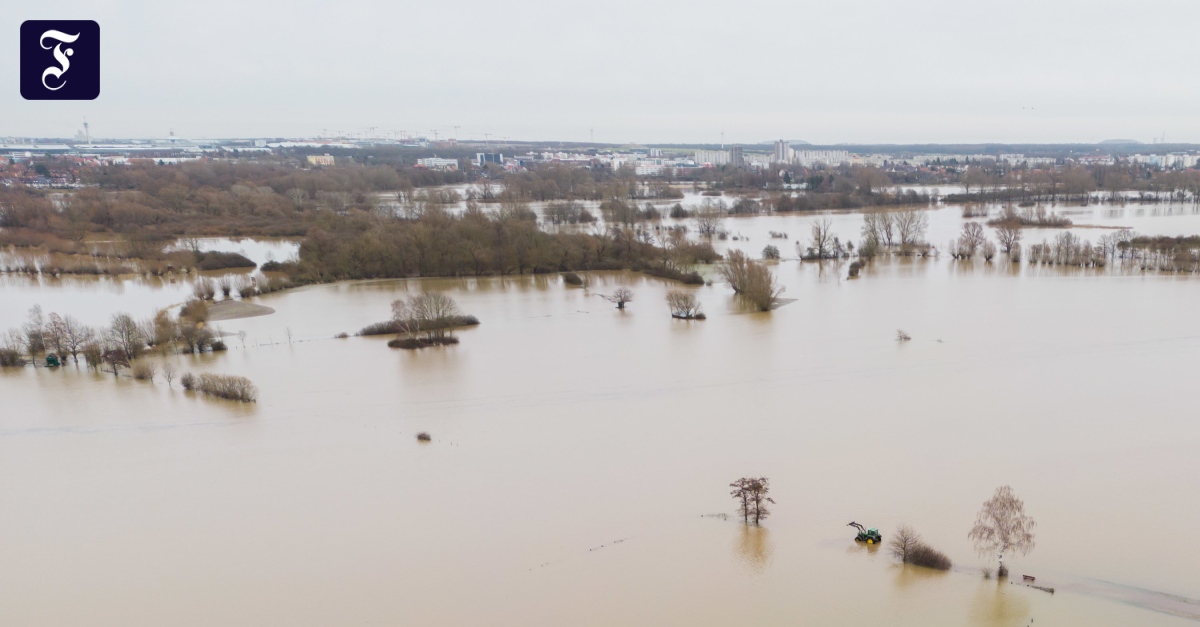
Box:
2;203;1200;626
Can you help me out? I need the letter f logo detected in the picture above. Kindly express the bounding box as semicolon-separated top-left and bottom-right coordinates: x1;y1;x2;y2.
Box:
21;20;100;100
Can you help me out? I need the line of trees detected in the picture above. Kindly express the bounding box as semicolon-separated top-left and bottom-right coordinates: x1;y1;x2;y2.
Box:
0;304;225;373
292;209;716;282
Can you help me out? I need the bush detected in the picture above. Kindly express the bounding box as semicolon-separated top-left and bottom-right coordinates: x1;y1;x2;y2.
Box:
720;250;784;311
180;372;196;390
908;544;953;571
666;289;705;319
194;373;257;402
0;348;22;367
762;245;781;260
193;278;217;301
888;525;951;571
562;271;583;286
260;260;296;273
180;298;210;323
211;340;228;351
416;432;432;442
388;336;460;349
359;314;480;337
849;260;864;277
638;265;705;285
131;362;157;381
236;277;257;298
194;251;256;271
334;332;349;339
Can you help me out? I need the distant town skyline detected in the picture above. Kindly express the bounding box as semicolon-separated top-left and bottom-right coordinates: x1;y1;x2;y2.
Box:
4;0;1199;144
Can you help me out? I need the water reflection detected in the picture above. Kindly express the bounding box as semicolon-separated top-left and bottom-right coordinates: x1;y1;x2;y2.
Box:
891;562;948;591
967;579;1032;627
734;525;772;574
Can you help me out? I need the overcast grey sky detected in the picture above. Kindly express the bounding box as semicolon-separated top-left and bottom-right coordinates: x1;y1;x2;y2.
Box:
3;0;1198;144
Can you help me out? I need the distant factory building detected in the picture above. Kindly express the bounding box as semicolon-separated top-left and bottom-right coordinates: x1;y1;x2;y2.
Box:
417;157;459;171
307;154;335;166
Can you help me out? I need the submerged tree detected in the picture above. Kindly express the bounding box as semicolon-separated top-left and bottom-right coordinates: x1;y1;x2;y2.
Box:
730;477;775;526
606;288;635;310
968;485;1036;577
391;292;462;342
720;250;784;311
665;290;704;319
889;524;952;570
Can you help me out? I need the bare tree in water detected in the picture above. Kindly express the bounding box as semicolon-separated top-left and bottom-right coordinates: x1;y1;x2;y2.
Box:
968;485;1036;577
607;288;635;310
730;477;775;526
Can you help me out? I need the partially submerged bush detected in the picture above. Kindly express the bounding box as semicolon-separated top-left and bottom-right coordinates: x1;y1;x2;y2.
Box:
888;524;951;571
193;373;257;402
388;336;460;349
194;251;256;271
359;314;480;336
211;340;228;351
896;329;912;342
720;249;784;311
562;271;584;286
180;298;210;323
180;372;196;390
762;245;781;260
193;278;217;301
416;432;432;442
666;289;705;319
131;362;157;381
0;348;22;367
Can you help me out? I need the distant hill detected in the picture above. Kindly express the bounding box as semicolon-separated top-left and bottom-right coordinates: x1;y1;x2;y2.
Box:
1099;139;1143;145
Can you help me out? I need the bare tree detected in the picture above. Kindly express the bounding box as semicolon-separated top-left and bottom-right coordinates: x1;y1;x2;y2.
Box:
808;218;835;258
981;240;997;262
993;223;1023;253
107;313;146;360
45;312;70;359
607;287;635;310
889;524;952;570
392;292;463;341
861;211;895;248
889;524;921;562
730;477;775;526
968;485;1036;577
894;209;929;246
162;362;178;386
960;222;987;253
665;290;704;319
59;314;93;362
23;305;46;363
693;202;722;237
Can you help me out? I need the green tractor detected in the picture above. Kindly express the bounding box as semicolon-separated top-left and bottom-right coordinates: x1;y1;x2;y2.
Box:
848;522;882;544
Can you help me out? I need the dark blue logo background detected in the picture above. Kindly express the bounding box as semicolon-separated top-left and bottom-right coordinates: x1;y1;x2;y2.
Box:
20;20;100;100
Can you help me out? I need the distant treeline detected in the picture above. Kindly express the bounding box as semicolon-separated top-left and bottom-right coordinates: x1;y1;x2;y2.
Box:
291;209;715;282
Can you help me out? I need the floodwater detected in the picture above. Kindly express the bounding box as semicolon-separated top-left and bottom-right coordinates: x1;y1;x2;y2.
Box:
3;207;1200;626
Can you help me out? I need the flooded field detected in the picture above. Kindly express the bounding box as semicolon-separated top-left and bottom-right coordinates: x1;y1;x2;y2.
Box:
3;205;1200;626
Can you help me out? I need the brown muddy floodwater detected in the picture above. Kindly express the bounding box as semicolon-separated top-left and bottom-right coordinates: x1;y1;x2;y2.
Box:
3;213;1200;625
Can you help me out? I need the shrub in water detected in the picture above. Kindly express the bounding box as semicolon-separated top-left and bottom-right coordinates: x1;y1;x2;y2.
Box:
194;373;257;402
